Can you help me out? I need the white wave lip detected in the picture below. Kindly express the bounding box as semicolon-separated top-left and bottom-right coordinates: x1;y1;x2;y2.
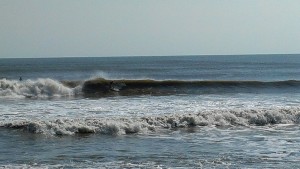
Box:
1;118;149;136
0;78;76;98
1;107;300;136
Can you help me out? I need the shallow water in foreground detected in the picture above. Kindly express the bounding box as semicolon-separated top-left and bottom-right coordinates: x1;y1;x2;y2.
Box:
1;125;300;168
1;93;300;168
1;55;300;168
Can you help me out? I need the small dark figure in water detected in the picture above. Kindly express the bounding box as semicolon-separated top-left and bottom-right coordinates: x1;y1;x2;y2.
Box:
109;81;114;89
19;77;22;81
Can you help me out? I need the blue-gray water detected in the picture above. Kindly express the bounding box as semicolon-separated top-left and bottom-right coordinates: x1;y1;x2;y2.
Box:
2;55;300;81
1;55;300;168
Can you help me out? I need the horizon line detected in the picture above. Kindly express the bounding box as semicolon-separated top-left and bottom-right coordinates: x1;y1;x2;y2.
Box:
0;53;299;59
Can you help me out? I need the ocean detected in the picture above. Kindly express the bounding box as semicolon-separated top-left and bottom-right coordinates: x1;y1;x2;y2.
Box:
1;55;300;168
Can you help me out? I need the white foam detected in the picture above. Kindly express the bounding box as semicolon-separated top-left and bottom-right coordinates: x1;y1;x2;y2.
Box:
0;78;76;99
89;71;110;80
1;107;300;136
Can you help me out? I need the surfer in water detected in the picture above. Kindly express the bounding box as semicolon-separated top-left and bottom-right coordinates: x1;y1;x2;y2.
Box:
19;76;22;81
109;81;114;91
109;81;120;92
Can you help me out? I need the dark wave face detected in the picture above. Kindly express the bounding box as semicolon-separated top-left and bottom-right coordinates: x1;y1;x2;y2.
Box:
82;78;300;97
1;78;300;99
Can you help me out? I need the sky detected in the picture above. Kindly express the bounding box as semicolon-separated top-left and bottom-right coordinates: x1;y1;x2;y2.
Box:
1;0;300;58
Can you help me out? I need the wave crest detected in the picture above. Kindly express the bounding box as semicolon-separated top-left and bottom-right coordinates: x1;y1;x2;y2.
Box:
0;78;78;98
82;78;300;96
1;107;300;136
1;78;300;98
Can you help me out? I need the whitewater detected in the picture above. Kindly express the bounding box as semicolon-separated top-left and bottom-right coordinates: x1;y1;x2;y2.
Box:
1;55;300;168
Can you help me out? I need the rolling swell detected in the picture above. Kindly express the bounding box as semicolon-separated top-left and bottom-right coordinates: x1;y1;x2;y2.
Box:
82;78;300;96
1;78;300;98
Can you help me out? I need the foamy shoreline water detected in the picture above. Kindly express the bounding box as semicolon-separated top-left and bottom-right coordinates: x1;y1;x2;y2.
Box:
1;56;300;168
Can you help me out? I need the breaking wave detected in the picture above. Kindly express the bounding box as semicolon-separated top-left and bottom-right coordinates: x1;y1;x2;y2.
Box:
1;78;300;98
0;78;80;99
1;107;300;136
81;78;300;96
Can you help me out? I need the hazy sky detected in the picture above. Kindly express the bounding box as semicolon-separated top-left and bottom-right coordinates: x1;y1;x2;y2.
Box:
1;0;300;58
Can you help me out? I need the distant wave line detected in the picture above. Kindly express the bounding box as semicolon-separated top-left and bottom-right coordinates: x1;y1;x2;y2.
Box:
1;78;300;98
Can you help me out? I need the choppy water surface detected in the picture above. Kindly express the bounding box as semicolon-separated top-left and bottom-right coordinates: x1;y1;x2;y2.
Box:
1;55;300;168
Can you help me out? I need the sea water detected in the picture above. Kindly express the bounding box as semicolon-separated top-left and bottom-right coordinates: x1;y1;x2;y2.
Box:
1;55;300;168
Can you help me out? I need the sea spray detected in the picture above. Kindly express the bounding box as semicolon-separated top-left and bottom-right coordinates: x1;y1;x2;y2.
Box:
0;78;77;98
